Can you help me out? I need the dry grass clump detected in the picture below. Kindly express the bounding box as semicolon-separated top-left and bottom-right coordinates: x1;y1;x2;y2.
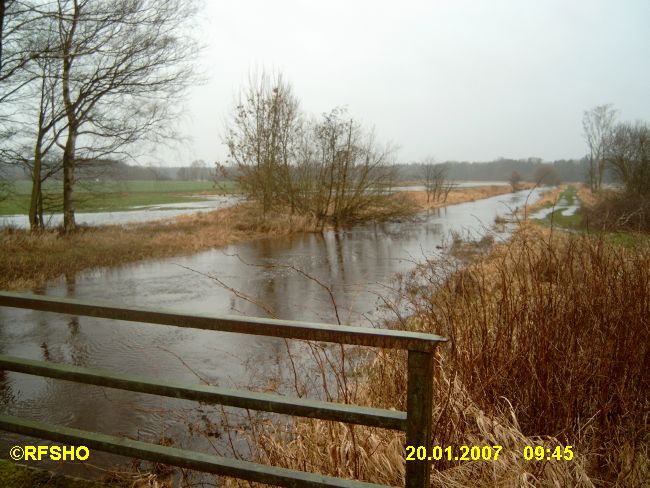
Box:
576;185;598;207
246;368;596;488
224;223;648;487
350;192;419;223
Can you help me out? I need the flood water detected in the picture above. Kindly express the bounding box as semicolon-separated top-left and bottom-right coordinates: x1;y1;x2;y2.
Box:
0;188;540;481
0;194;240;229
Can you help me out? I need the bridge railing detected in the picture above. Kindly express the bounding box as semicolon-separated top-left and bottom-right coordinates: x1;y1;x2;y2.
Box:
0;291;446;488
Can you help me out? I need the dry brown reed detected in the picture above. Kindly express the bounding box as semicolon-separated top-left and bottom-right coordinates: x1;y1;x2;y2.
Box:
399;223;649;486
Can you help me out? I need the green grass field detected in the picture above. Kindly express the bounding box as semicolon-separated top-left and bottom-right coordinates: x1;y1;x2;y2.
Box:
0;180;238;215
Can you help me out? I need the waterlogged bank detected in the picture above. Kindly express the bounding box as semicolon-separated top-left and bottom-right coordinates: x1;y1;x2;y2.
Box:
1;185;521;291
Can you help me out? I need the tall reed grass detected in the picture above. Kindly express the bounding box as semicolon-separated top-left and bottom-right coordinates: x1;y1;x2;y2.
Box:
220;223;648;487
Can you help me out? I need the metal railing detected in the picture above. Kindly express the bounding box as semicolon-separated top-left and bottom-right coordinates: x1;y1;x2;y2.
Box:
0;291;446;488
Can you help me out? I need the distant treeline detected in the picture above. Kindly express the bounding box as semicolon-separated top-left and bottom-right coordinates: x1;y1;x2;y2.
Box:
396;157;598;183
1;160;210;182
1;157;602;184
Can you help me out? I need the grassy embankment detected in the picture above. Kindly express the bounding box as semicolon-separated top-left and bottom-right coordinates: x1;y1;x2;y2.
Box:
535;184;650;246
0;184;517;291
219;186;648;488
0;180;238;215
534;184;582;228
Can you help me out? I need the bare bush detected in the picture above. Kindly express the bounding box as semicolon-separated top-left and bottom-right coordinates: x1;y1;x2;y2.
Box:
605;121;649;197
224;73;398;226
582;193;650;232
422;158;449;203
509;170;522;192
583;104;617;191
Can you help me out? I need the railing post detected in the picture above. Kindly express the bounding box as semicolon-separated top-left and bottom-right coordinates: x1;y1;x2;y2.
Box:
405;349;435;488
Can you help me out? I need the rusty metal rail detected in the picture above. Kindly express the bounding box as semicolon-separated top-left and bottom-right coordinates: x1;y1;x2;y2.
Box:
0;291;446;488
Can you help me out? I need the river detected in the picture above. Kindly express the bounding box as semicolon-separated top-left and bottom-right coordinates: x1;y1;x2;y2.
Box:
0;188;541;481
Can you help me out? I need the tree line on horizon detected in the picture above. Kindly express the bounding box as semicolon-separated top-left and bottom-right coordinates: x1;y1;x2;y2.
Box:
396;157;587;184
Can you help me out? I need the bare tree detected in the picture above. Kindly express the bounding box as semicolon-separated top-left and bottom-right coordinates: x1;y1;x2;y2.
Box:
305;107;397;225
0;0;42;100
48;0;199;232
225;71;302;214
225;74;397;226
534;164;561;186
0;1;68;227
605;121;649;197
509;170;522;192
188;159;208;181
26;20;67;229
583;104;617;191
421;157;448;203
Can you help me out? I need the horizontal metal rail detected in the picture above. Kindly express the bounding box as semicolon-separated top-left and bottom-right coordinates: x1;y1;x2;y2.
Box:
0;415;389;488
0;354;406;430
0;291;447;487
0;292;445;352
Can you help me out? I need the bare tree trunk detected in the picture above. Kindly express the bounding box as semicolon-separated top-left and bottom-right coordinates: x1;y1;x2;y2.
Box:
60;0;79;233
38;190;43;227
29;140;43;230
62;131;76;232
29;74;49;231
0;0;5;70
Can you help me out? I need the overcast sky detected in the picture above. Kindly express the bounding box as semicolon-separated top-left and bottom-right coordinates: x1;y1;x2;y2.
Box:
162;0;650;166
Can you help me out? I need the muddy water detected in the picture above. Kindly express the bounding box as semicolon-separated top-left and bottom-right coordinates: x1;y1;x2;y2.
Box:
0;188;540;479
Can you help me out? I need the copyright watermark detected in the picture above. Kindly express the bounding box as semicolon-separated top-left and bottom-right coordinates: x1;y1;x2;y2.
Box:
9;445;90;461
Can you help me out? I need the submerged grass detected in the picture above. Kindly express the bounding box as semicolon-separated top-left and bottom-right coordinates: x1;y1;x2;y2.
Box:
534;185;582;228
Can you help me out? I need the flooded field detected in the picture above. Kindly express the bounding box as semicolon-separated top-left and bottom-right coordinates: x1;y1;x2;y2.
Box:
0;195;241;229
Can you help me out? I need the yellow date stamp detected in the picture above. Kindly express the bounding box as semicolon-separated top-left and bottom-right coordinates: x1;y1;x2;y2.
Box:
405;445;574;462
